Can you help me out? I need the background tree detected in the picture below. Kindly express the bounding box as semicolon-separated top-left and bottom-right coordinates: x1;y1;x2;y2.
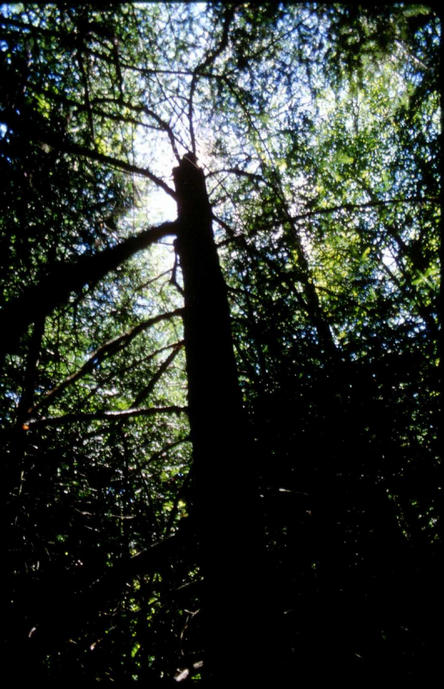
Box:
1;3;440;683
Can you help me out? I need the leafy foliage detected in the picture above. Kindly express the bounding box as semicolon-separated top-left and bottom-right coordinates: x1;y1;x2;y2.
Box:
1;2;440;683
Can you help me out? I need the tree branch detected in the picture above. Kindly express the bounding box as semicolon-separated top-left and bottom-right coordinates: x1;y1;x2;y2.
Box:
187;5;235;154
26;519;198;651
0;108;178;199
131;341;184;407
0;221;179;354
30;311;184;413
206;167;264;182
27;405;188;427
291;196;439;223
79;340;183;408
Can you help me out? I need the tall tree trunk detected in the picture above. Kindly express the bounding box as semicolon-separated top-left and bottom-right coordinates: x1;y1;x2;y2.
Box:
173;155;284;682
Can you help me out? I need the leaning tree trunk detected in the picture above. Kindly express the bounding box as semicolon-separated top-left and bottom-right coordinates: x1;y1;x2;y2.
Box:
173;155;284;682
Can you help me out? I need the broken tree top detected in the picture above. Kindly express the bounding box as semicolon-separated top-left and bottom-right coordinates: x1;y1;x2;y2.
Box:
173;153;211;223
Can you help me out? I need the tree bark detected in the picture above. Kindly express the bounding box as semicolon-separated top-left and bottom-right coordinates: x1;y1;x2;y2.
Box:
173;155;283;682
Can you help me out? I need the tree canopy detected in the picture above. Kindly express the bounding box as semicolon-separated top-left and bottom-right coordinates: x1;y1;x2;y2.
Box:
1;2;441;683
